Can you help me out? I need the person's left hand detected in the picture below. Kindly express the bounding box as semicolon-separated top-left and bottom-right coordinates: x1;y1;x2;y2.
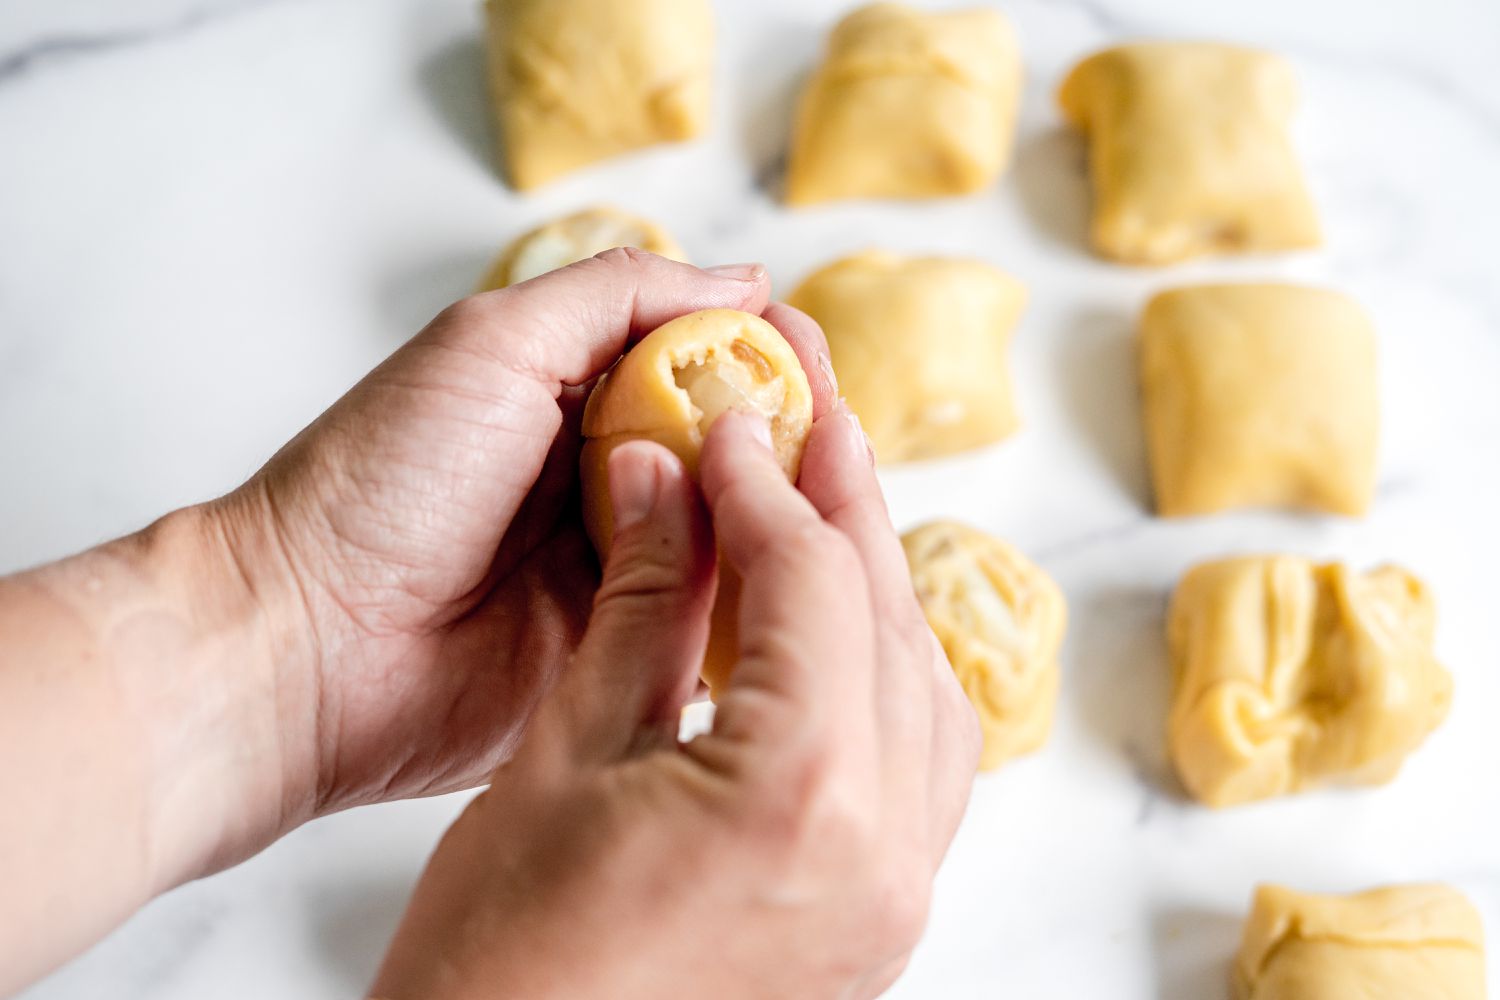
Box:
0;251;841;989
209;250;836;834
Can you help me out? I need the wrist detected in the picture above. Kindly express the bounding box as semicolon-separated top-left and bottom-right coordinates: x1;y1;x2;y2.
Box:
76;499;319;889
0;500;325;989
169;490;330;871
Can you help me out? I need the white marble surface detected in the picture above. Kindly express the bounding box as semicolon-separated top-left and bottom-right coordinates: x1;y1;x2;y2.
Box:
3;0;1499;996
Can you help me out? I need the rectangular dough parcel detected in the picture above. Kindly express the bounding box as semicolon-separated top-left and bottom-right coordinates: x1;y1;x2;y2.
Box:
1167;556;1451;808
1140;283;1378;517
786;3;1021;204
1234;884;1486;1000
485;0;712;190
788;250;1025;463
1058;42;1320;264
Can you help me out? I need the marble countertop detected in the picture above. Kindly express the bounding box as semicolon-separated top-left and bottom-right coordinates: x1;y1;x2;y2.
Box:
3;0;1498;996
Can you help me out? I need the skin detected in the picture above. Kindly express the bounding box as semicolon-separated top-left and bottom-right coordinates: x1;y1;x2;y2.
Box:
0;250;980;997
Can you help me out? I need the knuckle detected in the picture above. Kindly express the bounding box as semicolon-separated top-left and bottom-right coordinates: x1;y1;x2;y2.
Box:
715;473;781;522
765;520;859;583
595;536;694;609
745;742;870;864
737;519;815;579
711;687;781;738
591;245;655;270
428;295;547;375
434;293;492;331
591;245;635;267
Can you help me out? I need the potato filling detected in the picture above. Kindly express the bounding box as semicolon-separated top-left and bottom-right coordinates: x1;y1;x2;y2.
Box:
672;339;789;440
935;549;1026;656
508;216;652;285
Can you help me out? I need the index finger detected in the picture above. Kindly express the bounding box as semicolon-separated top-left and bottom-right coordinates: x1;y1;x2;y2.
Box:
696;411;876;747
762;302;837;420
432;249;773;392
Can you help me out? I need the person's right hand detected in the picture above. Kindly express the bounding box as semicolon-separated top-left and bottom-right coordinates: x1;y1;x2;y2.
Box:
371;398;983;999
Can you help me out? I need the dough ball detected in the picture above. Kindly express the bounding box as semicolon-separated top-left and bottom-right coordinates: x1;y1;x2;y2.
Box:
786;3;1021;205
485;0;713;190
788;251;1025;463
1234;884;1486;1000
1167;555;1451;808
1058;42;1320;264
477;207;687;290
581;309;813;691
1140;284;1378;517
902;521;1065;770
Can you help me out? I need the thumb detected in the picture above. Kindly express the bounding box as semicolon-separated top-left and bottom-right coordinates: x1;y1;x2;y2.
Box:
533;441;716;765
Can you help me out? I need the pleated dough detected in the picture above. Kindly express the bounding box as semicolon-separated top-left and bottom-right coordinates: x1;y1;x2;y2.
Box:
485;0;713;190
786;3;1021;204
1058;42;1320;264
903;522;1065;770
581;309;813;691
788;251;1025;463
1234;884;1486;1000
477;207;687;290
1140;284;1378;517
1167;555;1451;808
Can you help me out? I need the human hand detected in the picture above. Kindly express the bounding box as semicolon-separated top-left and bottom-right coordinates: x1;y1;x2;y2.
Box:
370;399;983;998
208;251;851;834
0;252;851;991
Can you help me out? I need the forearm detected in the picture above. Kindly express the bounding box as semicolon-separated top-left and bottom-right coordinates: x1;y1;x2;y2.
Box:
0;502;311;992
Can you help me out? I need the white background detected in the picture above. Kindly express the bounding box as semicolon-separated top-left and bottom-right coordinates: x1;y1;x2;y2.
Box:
2;0;1498;996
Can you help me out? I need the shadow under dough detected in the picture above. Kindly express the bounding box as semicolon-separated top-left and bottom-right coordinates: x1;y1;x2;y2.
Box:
1067;582;1186;804
313;876;417;993
1053;305;1153;511
1152;906;1242;1000
1011;126;1092;254
418;34;500;182
736;20;816;200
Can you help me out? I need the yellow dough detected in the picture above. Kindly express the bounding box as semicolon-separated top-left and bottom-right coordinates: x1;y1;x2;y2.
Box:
1140;284;1378;518
581;309;813;691
902;522;1065;770
1234;884;1486;1000
1057;42;1320;264
477;207;687;290
484;0;713;190
788;251;1025;463
1167;555;1451;808
785;3;1021;205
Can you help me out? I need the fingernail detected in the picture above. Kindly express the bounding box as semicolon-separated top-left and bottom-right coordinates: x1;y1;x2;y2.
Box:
705;262;765;282
843;402;875;466
739;410;774;451
816;350;839;397
611;450;660;531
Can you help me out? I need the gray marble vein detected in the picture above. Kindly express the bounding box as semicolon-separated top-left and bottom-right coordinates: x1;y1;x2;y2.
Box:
1034;516;1150;563
0;0;283;85
1036;0;1158;36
